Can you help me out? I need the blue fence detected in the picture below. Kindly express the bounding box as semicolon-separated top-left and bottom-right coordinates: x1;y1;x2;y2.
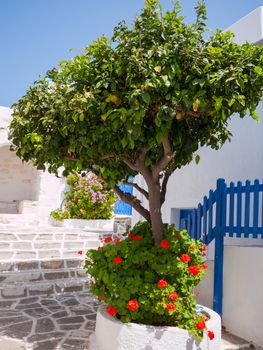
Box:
114;183;133;216
180;178;263;315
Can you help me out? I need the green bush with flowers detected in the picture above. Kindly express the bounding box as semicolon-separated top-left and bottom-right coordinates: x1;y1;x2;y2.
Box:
85;221;213;340
50;172;117;220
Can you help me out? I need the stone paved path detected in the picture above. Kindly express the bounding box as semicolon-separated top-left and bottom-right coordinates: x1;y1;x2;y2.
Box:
0;291;98;350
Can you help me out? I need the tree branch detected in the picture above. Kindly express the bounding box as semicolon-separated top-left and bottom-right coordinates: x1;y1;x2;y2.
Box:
160;169;173;206
123;157;139;171
113;185;151;223
152;134;173;178
122;182;149;200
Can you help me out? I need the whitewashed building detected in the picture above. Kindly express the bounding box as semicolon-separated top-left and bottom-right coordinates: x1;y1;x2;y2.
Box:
0;106;64;220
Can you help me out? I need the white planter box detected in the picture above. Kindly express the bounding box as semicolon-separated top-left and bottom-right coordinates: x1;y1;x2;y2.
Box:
49;218;114;232
90;305;221;350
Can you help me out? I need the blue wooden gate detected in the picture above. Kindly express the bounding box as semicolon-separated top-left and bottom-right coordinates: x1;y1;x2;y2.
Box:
114;183;133;216
180;178;263;315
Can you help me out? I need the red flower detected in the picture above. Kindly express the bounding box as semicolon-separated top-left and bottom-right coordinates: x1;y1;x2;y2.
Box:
166;302;176;310
180;254;191;263
107;306;117;316
207;330;215;340
132;235;142;241
201;251;206;256
157;279;168;288
188;265;200;276
128;232;133;238
175;234;180;239
113;256;123;264
169;292;178;300
160;240;170;248
202;263;208;269
127;300;139;311
196;321;206;330
104;237;112;244
97;246;101;250
114;237;121;244
189;246;195;251
77;250;84;255
99;294;104;300
202;244;208;251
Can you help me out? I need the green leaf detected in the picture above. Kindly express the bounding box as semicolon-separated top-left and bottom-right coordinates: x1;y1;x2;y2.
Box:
195;155;200;164
251;111;260;122
141;92;151;104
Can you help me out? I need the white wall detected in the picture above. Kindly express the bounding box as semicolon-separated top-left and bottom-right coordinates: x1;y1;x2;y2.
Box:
0;106;66;217
0;145;38;202
196;246;263;347
227;6;263;45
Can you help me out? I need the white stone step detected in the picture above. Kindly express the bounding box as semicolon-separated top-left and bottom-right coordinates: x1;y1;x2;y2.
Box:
0;226;100;262
0;277;90;299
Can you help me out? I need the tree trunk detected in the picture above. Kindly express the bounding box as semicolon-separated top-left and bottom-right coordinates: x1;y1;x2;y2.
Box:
147;179;163;244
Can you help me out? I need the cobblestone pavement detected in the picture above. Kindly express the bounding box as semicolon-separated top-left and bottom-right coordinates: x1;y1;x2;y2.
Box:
0;291;98;350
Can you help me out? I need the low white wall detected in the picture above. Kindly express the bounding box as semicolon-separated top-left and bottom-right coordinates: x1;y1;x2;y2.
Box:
196;246;263;347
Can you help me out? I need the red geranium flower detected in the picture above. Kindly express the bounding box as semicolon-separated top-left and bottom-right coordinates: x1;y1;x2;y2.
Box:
113;256;123;264
104;237;112;244
99;294;104;300
202;244;208;251
107;306;117;316
169;292;178;300
201;251;206;256
175;234;180;239
157;279;168;288
180;254;191;263
128;232;133;238
160;240;170;248
189;246;195;251
202;263;208;269
77;250;84;255
207;330;215;340
132;235;142;241
188;265;200;275
127;300;139;311
196;321;206;330
114;237;121;244
166;302;176;310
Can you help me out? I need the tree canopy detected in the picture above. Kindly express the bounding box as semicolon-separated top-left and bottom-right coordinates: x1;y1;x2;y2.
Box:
9;0;263;242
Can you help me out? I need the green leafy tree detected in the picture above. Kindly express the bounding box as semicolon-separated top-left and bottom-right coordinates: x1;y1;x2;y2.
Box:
9;0;263;243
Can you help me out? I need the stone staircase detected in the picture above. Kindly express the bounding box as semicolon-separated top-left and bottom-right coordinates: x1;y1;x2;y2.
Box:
0;258;90;299
0;222;100;300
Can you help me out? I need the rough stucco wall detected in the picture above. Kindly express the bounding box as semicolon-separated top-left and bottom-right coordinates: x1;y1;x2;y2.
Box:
0;146;38;202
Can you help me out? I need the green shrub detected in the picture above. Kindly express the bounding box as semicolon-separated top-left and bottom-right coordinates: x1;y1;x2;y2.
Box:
85;222;210;339
50;208;70;221
50;172;117;220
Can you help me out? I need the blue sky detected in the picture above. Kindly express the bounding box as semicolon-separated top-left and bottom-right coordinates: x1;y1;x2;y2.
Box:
0;0;262;107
